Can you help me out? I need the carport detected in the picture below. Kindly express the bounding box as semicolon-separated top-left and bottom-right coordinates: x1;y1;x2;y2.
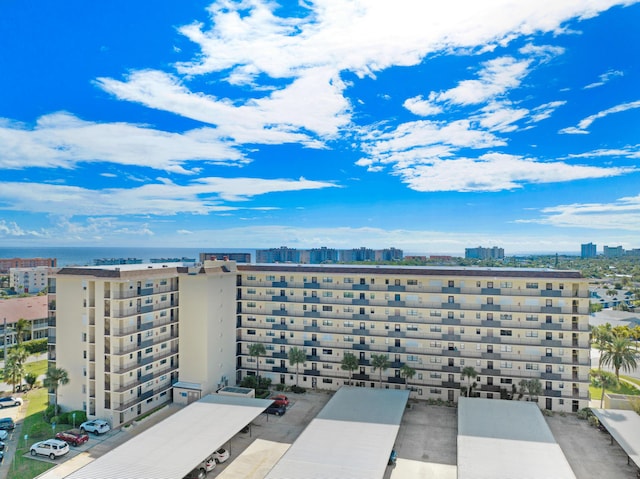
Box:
591;408;640;469
63;394;273;479
457;397;575;479
265;386;410;479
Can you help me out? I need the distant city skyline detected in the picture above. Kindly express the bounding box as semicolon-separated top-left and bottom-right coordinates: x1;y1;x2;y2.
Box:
1;1;639;253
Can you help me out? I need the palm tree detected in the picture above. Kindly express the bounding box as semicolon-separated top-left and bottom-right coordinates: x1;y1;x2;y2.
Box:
461;366;478;397
601;335;638;380
24;372;38;391
592;323;613;370
5;346;28;393
288;347;306;386
400;364;416;389
590;369;618;408
248;343;267;386
340;352;358;385
13;318;30;346
371;354;389;388
43;367;70;412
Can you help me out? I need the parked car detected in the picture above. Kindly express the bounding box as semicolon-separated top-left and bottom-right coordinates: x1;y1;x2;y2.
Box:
183;468;206;479
79;419;110;435
265;404;286;416
270;394;289;407
0;431;7;441
30;439;70;460
212;447;230;463
0;397;23;408
388;449;397;465
0;441;5;451
0;418;15;430
198;456;216;472
55;429;89;446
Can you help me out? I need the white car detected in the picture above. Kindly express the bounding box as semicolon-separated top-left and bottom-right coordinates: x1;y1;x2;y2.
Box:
0;430;8;441
198;456;216;472
212;447;230;463
79;419;111;435
30;439;70;460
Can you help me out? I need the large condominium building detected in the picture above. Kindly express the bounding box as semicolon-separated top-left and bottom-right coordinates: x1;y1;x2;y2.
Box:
49;260;591;426
465;246;505;260
0;257;57;274
236;264;591;413
9;266;51;294
49;260;237;428
581;242;597;258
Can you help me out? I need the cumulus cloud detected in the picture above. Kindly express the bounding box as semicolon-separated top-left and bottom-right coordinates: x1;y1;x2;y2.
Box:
520;194;640;230
0;177;338;216
0;112;245;173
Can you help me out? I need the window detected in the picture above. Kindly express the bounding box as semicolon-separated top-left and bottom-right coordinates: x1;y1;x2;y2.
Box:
343;292;354;298
247;329;256;335
408;279;418;285
344;277;354;284
145;347;153;354
344;321;354;327
322;320;333;326
526;282;539;289
430;372;442;378
407;355;419;362
322;363;332;369
322;378;333;384
322;349;333;355
322;291;333;297
500;281;512;288
526;315;538;321
344;336;354;342
430;325;441;332
429;341;442;348
247;302;256;308
322;305;333;312
525;331;538;337
525;363;539;370
500;361;512;368
429;357;442;363
448;296;455;303
266;317;276;323
487;281;493;288
322;277;333;283
500;345;512;352
266;275;276;281
500;329;512;336
500;314;512;320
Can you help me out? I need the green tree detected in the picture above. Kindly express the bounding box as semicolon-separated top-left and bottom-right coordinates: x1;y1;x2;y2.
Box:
371;354;390;388
43;367;70;411
518;379;542;402
13;318;30;346
248;343;267;385
24;372;38;391
400;364;416;389
591;323;613;370
340;352;358;386
288;347;306;386
590;369;618;409
461;366;478;398
601;335;638;380
5;346;28;392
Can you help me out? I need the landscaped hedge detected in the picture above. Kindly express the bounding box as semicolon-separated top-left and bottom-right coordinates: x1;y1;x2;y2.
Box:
0;338;48;360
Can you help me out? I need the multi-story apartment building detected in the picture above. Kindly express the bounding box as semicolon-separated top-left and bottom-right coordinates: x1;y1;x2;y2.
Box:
49;260;237;427
236;264;591;412
49;260;591;426
581;243;597;258
0;257;57;274
9;266;50;294
465;246;505;260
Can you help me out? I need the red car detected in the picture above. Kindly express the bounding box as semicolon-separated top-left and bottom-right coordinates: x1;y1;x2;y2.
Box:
55;429;89;447
271;394;289;407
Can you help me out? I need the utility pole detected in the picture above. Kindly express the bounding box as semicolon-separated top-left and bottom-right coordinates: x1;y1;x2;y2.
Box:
3;317;6;367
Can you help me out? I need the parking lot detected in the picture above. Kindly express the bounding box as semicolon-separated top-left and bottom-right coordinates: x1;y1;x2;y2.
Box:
18;390;640;479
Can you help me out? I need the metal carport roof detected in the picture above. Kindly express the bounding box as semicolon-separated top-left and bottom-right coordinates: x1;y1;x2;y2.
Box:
265;386;410;479
591;408;640;469
457;397;575;479
64;394;273;479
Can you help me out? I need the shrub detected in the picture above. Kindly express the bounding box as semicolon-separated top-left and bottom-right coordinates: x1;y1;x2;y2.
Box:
576;407;594;420
291;385;306;394
43;404;60;423
58;410;87;426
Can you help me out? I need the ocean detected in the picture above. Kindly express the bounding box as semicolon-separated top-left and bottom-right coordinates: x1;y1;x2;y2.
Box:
0;247;255;267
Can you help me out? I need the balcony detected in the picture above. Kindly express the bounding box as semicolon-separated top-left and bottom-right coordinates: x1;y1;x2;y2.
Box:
303;311;321;318
304;297;320;304
352;299;369;306
480;384;501;393
441;287;460;294
481;320;500;327
481;352;501;360
352;314;369;320
303;326;321;332
541;306;562;314
480;368;500;375
272;352;288;359
303;369;321;376
543;389;562;398
303;340;321;347
272;367;288;373
443;349;461;357
442;366;461;373
306;355;320;361
388;331;406;338
442;303;460;309
540;290;562;297
388;346;406;353
352;284;369;291
441;334;461;341
352;373;370;381
541;372;562;380
387;301;405;307
272;338;288;344
481;288;501;295
541;323;562;331
442;317;461;326
541;356;562;364
272;324;288;330
481;304;501;311
388;315;406;322
541;339;562;347
387;285;405;292
442;381;460;389
272;295;288;302
273;309;288;315
388;377;405;384
353;344;370;351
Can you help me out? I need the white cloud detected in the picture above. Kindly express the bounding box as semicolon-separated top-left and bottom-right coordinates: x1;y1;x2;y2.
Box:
0;177;339;216
529;101;566;122
567;145;640;159
403;95;443;116
0;113;245;173
522;194;640;230
584;69;624;89
389;153;633;192
560;100;640;134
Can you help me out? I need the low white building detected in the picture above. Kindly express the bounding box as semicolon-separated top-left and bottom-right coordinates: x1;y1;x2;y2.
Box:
10;266;51;294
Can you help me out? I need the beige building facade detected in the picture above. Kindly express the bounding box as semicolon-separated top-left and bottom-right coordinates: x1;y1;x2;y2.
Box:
49;260;237;427
236;264;591;412
49;261;591;425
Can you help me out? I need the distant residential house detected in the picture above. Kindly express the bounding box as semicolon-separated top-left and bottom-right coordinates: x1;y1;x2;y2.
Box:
0;295;48;346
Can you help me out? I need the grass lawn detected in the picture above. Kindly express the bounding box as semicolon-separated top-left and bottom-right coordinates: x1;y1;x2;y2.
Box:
7;387;69;479
25;360;47;380
589;378;640;400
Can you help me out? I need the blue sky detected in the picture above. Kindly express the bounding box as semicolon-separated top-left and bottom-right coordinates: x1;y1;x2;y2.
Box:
1;0;639;255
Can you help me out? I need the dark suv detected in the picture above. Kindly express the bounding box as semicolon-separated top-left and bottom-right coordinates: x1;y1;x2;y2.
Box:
0;418;15;430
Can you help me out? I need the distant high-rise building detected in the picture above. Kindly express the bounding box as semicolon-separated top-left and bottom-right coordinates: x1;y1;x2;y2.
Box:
256;247;301;263
339;247;376;262
580;243;597;258
199;252;251;263
0;257;57;274
308;247;339;264
603;245;624;258
465;246;504;260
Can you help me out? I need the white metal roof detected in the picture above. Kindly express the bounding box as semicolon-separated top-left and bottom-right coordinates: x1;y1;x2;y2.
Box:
457;398;576;479
64;394;273;479
265;386;410;479
591;408;640;468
